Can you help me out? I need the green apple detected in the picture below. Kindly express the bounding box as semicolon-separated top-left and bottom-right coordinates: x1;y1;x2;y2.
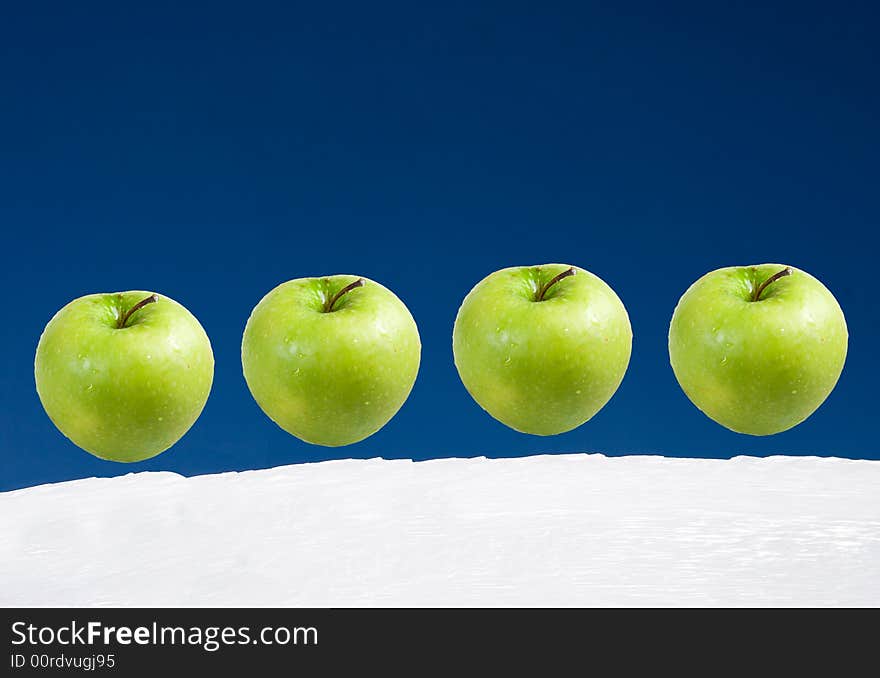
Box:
35;292;214;462
241;275;421;446
668;264;848;435
452;264;632;435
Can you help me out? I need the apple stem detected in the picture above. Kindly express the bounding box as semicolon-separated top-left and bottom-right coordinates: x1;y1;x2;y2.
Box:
535;267;576;302
324;278;365;312
752;267;792;302
117;294;159;328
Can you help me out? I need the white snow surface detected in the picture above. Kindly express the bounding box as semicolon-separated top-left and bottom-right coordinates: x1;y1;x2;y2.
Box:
1;453;879;607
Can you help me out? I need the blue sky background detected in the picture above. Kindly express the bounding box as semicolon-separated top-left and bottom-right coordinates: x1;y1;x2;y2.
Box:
1;1;877;491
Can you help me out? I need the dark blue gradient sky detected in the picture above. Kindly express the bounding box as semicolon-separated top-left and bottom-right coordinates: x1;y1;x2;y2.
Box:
2;2;877;490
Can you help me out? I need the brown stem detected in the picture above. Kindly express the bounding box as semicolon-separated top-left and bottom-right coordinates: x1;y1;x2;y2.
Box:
535;267;576;302
118;294;159;328
752;267;792;302
325;278;364;312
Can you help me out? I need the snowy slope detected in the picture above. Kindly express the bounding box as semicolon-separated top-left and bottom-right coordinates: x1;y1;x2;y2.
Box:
1;454;878;607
